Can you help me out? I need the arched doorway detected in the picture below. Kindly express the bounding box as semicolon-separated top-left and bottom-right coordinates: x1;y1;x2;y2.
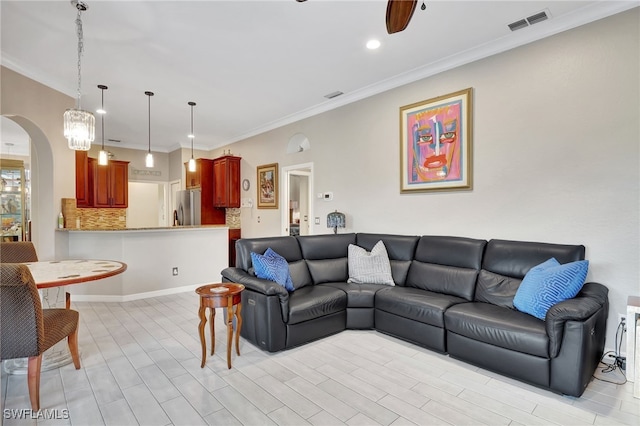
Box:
1;115;55;259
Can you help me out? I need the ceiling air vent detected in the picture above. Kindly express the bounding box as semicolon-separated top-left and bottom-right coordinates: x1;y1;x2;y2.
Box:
508;9;550;31
508;19;528;32
324;91;344;99
527;11;549;25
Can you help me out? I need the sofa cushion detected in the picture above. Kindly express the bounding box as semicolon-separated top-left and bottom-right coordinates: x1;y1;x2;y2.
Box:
321;282;383;308
297;234;355;260
347;241;394;286
236;236;303;272
475;269;521;308
287;285;347;325
250;249;295;291
445;302;549;358
482;239;585;279
289;259;314;290
375;286;466;328
356;233;419;261
406;261;479;301
306;258;348;284
513;258;589;320
414;236;487;270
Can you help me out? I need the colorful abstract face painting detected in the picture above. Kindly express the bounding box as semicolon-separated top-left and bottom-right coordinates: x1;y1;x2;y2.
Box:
400;88;473;193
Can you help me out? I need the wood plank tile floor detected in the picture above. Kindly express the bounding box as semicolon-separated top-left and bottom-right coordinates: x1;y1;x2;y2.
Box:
2;292;637;425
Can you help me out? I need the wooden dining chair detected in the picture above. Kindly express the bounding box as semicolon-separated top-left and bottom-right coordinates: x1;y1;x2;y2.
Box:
0;263;81;410
0;241;39;263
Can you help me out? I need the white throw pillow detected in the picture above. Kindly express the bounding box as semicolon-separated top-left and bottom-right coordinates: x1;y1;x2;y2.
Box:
347;240;395;286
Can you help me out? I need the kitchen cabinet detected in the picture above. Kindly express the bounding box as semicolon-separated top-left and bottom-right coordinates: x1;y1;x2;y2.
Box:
185;159;204;189
213;155;241;208
184;159;225;224
1;160;26;241
75;151;94;208
76;153;128;208
93;160;129;208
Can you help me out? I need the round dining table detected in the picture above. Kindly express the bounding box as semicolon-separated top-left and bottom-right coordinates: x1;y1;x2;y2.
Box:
24;259;127;289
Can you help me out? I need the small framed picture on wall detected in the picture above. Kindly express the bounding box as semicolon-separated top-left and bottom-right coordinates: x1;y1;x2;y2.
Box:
257;163;278;209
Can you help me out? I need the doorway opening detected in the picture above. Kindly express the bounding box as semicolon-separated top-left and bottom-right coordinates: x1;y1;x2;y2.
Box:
127;181;170;228
281;163;313;236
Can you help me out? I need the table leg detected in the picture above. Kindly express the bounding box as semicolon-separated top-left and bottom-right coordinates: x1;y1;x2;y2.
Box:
198;305;207;368
209;308;216;356
235;302;242;356
226;295;233;369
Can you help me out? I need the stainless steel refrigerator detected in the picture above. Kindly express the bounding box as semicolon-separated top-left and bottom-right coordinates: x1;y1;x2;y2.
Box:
175;190;202;226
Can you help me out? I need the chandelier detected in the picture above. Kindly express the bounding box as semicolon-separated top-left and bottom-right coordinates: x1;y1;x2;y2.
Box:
63;0;95;151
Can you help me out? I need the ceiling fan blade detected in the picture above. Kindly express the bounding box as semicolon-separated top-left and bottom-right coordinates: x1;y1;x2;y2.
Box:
386;0;418;34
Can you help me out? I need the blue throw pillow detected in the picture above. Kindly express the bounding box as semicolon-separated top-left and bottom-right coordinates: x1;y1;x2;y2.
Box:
513;257;589;320
250;248;295;292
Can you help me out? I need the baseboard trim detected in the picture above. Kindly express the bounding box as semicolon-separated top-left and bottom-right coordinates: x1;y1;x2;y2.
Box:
69;284;199;303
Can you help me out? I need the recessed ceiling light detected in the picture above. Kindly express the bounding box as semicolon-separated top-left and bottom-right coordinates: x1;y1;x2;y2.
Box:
366;39;381;50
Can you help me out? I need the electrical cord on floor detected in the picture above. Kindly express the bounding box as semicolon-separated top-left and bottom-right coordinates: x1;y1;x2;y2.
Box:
592;320;627;385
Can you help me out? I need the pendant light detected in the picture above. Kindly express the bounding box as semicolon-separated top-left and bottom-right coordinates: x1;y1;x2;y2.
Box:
188;101;196;172
63;0;95;151
97;85;108;166
145;91;154;168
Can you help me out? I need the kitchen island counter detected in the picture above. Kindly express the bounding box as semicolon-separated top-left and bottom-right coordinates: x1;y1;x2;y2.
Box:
55;226;229;302
56;224;230;232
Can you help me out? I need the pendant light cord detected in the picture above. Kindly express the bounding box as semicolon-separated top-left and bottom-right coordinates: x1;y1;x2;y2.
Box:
148;94;151;153
100;87;105;150
145;91;154;154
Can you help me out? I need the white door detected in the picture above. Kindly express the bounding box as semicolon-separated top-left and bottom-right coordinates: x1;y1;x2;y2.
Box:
281;163;313;236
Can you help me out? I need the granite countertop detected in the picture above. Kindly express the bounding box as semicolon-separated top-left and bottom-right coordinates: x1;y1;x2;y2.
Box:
56;225;232;232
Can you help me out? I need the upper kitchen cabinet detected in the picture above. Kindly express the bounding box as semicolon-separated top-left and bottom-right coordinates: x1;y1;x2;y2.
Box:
185;158;214;190
93;160;129;208
75;151;94;208
183;158;225;224
75;152;129;208
213;155;241;208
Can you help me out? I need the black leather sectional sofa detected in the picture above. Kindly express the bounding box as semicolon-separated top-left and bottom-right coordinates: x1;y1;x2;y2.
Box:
221;233;609;397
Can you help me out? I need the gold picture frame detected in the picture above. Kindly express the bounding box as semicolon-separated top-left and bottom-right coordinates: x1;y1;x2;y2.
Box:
257;163;278;209
400;87;473;193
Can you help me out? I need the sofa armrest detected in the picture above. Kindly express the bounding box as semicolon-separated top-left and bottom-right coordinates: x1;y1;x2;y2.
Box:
221;267;290;322
546;282;609;357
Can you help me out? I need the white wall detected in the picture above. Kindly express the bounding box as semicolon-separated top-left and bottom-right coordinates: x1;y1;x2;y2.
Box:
222;9;640;353
127;182;166;228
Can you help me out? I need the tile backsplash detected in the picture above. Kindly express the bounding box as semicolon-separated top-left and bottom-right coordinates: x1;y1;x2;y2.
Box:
61;198;126;229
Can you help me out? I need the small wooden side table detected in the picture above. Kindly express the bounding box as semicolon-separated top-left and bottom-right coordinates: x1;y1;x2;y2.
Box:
195;283;245;369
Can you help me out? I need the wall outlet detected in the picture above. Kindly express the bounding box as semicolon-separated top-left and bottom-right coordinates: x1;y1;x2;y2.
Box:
172;267;178;276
